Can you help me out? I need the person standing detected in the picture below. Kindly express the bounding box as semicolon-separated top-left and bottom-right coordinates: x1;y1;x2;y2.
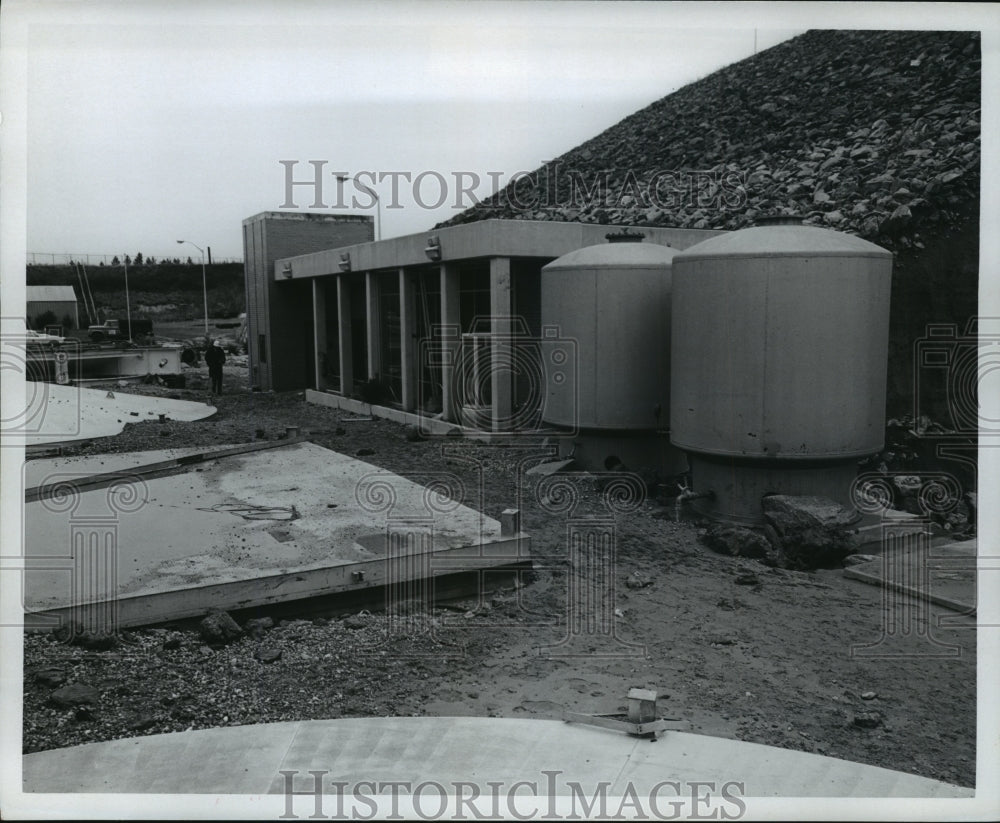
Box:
205;339;226;394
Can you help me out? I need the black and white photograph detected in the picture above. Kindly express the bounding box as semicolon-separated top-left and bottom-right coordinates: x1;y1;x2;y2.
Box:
1;1;997;819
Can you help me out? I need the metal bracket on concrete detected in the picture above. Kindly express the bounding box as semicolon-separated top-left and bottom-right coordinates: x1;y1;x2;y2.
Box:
500;508;520;537
563;688;682;740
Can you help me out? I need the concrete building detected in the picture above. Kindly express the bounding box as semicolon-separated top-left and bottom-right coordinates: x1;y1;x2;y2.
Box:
243;212;374;391
245;217;721;433
26;285;79;330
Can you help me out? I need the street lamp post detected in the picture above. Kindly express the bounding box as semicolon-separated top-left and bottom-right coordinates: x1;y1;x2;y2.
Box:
337;175;381;241
122;255;132;342
176;239;209;336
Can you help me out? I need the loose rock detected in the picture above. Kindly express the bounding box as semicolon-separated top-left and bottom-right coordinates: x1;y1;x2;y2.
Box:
198;611;243;645
762;495;858;569
127;715;158;731
853;711;882;729
703;526;777;563
625;571;654;589
49;683;100;709
74;631;119;651
33;667;68;688
244;616;275;639
843;554;879;567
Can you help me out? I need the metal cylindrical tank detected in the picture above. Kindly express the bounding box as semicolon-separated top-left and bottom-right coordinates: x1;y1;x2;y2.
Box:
670;220;892;523
542;231;676;432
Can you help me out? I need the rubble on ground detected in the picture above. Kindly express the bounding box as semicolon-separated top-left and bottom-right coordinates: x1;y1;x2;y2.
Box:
762;495;858;570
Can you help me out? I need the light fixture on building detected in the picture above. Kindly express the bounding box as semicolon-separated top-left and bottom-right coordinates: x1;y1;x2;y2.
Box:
338;252;352;272
424;235;442;261
281;262;293;279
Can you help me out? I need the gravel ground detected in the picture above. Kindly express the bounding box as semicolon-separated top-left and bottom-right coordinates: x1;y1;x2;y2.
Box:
22;360;976;789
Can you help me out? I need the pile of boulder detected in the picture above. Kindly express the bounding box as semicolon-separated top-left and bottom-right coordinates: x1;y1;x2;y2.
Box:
703;495;860;571
441;30;979;256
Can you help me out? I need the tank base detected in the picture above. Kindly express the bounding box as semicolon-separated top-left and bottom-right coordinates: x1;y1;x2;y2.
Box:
550;429;688;477
686;454;863;526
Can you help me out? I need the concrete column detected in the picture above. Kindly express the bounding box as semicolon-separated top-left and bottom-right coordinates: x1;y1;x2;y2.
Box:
312;279;327;391
365;271;379;381
337;275;353;395
440;263;461;423
490;256;513;431
399;268;417;411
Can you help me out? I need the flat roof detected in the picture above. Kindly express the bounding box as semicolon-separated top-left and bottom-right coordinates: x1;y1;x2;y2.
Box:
274;218;725;280
243;211;373;227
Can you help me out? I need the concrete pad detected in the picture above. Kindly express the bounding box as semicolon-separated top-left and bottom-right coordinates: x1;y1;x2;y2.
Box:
843;536;977;615
853;509;931;552
23;721;302;795
612;725;965;798
17;383;215;446
21;717;971;797
23;443;249;486
23;441;528;628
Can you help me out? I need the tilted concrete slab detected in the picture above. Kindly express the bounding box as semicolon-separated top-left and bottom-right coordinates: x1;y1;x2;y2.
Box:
23;443;261;487
23;441;528;628
21;717;971;798
843;535;977;615
16;383;216;446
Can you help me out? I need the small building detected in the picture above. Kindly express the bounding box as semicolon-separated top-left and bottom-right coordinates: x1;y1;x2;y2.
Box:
244;216;721;433
26;285;79;330
243;211;375;391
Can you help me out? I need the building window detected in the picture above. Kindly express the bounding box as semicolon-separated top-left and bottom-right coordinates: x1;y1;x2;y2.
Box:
258;334;267;364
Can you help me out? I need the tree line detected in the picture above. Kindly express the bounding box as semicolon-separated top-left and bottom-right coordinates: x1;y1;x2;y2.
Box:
26;261;245;293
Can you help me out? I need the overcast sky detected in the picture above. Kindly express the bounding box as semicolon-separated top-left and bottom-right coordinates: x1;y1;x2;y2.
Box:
1;1;996;263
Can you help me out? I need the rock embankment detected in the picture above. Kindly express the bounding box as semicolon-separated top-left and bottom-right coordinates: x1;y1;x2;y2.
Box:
442;30;980;254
